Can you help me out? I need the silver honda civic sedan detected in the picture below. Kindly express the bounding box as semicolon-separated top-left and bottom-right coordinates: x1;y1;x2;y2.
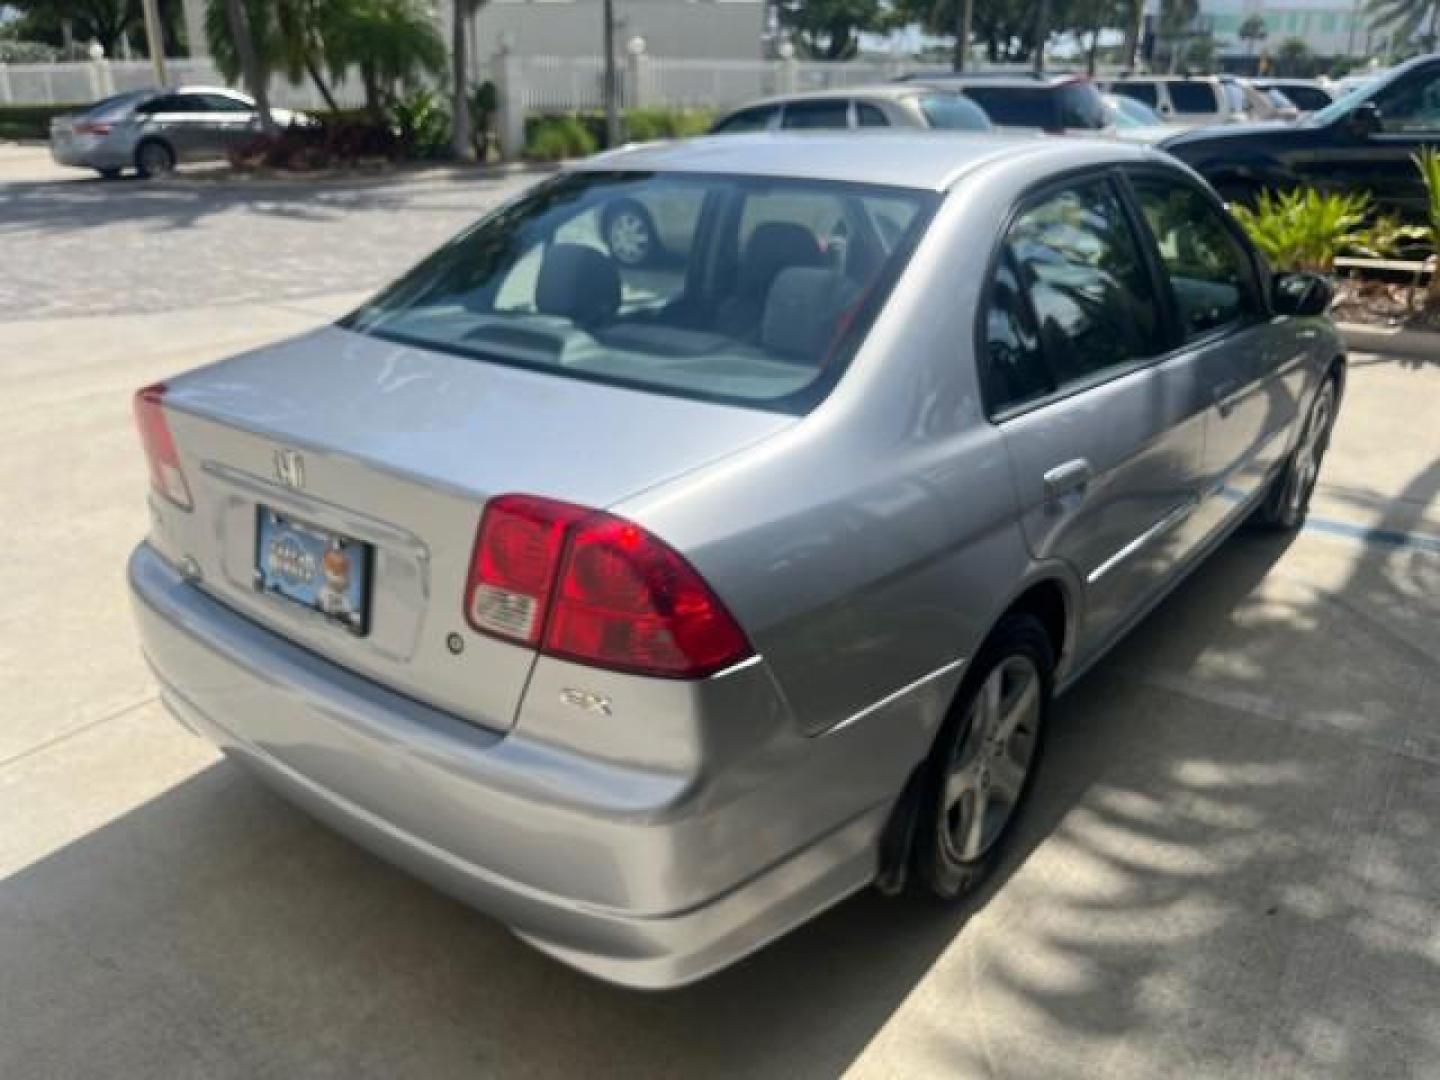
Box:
128;133;1343;988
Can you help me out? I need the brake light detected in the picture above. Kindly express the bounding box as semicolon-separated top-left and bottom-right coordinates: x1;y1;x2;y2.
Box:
74;121;112;136
133;383;192;510
465;495;753;679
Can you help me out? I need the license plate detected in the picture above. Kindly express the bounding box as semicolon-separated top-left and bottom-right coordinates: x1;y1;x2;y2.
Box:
255;507;370;635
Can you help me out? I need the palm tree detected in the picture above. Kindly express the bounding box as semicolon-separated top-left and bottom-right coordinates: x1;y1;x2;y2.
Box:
1158;0;1199;73
221;0;277;134
1366;0;1440;50
451;0;486;160
1238;14;1267;55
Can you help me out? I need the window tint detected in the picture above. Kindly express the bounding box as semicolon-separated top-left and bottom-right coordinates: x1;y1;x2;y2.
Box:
983;254;1050;412
781;99;851;129
712;105;778;133
1006;180;1162;389
345;173;936;412
856;102;889;127
136;95;187;115
198;93;254;113
1058;82;1108;129
1168;81;1219;114
1131;176;1257;338
916;93;991;130
963;87;1056;129
1283;84;1332;110
1376;69;1440;132
1112;82;1159;107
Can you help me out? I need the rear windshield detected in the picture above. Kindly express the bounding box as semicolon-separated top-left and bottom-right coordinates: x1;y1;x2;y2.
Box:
344;172;937;413
917;93;992;130
83;89;151;118
1169;81;1219;114
963;87;1057;129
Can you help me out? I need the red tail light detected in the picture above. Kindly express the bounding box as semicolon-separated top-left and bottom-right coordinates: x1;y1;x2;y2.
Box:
74;121;112;136
465;495;753;679
133;383;192;510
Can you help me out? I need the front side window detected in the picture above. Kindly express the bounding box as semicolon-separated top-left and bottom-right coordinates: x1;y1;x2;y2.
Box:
1168;82;1220;114
1130;175;1258;339
917;93;991;130
346;172;936;411
781;100;851;129
1375;69;1440;133
1005;180;1163;390
712;105;778;133
856;102;889;127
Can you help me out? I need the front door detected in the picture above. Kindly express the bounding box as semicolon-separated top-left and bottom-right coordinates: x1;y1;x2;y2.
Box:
980;175;1209;655
1124;169;1306;541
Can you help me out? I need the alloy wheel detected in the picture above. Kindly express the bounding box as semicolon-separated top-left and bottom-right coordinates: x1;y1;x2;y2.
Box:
606;210;651;266
940;655;1042;864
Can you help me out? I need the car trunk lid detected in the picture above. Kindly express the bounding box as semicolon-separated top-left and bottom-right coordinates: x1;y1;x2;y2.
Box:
151;326;794;733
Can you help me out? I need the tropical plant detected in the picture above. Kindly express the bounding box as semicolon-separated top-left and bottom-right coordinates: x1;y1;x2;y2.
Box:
1274;36;1312;76
525;116;597;162
321;0;445;119
1230;188;1374;272
391;86;451;158
1238;13;1267;54
1365;0;1440;53
1413;147;1440;302
624;108;714;141
775;0;898;59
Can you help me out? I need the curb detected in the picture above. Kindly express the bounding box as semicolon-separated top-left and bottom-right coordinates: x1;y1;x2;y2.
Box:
149;159;562;192
1336;321;1440;361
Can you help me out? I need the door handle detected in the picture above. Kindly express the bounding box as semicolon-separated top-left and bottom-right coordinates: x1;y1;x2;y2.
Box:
1043;458;1093;500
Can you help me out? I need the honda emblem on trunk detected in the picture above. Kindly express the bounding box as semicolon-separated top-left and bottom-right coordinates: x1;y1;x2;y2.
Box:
274;448;305;490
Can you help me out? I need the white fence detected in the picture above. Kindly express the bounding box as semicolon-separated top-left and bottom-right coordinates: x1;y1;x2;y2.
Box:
0;57;368;109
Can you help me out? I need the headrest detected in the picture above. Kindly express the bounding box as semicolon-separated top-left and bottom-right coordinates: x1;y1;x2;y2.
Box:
536;243;621;327
738;222;824;300
760;266;856;362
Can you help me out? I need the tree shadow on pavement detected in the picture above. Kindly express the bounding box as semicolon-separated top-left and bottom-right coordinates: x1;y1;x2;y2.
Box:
3;506;1438;1078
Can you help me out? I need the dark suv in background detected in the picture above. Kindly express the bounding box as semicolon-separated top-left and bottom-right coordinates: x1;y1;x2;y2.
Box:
900;72;1111;134
1163;53;1440;213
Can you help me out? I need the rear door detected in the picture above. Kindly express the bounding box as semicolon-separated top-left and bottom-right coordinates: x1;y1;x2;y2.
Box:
1124;168;1304;542
196;92;260;154
981;174;1208;652
136;92;219;161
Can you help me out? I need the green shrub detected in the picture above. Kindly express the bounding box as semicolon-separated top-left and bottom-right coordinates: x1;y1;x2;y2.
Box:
0;104;84;141
624;107;714;142
390;87;451;159
1230;188;1372;273
525;115;597;161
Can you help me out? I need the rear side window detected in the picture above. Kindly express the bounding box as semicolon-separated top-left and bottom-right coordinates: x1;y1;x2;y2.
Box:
983;254;1050;412
1003;179;1163;392
712;105;778;133
1168;82;1219;114
856;102;889;127
1112;82;1159;107
964;87;1056;129
917;93;992;130
781;100;850;129
1130;175;1259;339
136;95;188;115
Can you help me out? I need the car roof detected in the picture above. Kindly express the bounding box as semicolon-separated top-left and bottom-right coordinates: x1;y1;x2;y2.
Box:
905;72;1087;89
722;84;940;110
1110;74;1225;83
577;131;1154;192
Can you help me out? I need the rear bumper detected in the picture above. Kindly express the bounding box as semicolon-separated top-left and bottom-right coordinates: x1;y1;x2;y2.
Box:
128;542;895;988
50;139;129;170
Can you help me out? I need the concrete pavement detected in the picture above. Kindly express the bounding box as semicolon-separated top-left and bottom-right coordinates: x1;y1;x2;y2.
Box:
1;148;1438;1078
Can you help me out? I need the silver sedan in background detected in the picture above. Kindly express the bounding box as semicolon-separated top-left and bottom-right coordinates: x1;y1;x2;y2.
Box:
50;86;308;178
128;133;1344;987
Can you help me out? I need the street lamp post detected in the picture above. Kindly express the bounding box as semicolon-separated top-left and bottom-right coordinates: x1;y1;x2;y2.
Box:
603;0;620;148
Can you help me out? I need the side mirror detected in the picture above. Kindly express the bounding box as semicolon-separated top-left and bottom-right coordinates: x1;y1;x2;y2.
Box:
1343;101;1382;139
1273;271;1333;317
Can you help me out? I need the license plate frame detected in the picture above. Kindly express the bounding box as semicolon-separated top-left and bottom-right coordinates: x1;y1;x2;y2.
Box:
255;506;372;636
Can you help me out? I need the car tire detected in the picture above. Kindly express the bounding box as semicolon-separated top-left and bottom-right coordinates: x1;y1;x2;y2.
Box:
912;614;1053;901
96;167;124;181
602;199;660;267
135;139;176;179
1253;376;1339;531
